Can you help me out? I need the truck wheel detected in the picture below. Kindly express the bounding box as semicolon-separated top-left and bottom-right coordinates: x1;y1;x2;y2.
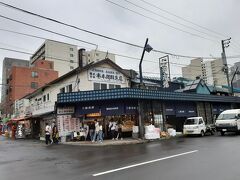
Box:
200;130;204;137
221;131;225;136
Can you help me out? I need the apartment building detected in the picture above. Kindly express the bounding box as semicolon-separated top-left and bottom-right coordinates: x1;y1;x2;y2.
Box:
4;59;58;115
182;58;203;80
1;58;29;104
30;39;78;76
230;62;240;88
182;58;227;86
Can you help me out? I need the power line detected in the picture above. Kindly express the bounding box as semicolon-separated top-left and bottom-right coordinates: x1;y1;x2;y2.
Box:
105;0;214;42
0;28;95;51
0;42;236;72
137;0;240;51
123;0;221;41
0;45;235;70
137;0;226;38
0;14;98;47
0;1;237;59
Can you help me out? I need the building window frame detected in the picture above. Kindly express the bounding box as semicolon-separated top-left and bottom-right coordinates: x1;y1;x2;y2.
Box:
31;71;38;78
31;82;38;89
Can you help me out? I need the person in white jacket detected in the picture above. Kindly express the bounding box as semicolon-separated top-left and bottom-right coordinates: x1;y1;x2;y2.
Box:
109;120;117;140
45;123;52;145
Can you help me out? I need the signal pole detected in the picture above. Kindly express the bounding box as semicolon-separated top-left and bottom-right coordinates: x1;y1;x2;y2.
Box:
221;38;231;95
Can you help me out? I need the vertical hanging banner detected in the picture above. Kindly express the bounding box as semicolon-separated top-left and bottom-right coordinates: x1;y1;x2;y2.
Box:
159;55;170;88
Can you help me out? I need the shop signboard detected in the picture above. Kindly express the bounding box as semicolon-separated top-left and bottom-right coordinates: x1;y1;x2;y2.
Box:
164;103;176;115
186;106;197;117
57;115;80;136
88;67;126;84
57;107;75;115
76;105;100;116
125;105;138;115
101;103;124;116
16;124;25;139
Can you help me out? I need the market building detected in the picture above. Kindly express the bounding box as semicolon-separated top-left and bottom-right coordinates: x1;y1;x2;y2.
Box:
13;58;133;140
10;58;240;140
57;87;240;139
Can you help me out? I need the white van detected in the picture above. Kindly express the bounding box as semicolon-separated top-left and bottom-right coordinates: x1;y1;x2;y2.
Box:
215;109;240;136
183;117;206;136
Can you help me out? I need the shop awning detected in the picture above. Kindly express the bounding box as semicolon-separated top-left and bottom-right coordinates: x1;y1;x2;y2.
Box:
11;117;27;121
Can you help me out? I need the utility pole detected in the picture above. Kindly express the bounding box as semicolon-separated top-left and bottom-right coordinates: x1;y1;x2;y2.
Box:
221;38;231;95
231;67;239;95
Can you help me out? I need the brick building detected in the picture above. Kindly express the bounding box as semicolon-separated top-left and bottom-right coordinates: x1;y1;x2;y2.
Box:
4;59;58;114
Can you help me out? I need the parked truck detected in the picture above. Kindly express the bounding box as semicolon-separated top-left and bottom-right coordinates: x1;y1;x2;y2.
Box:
215;109;240;136
183;117;215;136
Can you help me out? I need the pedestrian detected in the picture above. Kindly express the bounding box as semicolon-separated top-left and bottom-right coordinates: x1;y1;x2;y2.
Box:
97;122;103;143
109;119;117;140
116;120;123;140
52;123;59;144
89;121;95;141
11;123;17;140
45;123;52;145
83;123;89;141
92;120;99;142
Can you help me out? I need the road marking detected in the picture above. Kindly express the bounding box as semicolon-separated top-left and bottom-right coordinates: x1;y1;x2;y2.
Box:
93;150;198;177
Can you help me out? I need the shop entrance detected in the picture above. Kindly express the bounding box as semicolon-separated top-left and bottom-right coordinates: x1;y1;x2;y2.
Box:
165;116;186;132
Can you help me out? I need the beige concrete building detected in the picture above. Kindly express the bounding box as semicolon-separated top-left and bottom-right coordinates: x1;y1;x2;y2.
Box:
182;58;203;80
182;58;227;86
209;59;227;86
30;39;78;76
30;40;116;77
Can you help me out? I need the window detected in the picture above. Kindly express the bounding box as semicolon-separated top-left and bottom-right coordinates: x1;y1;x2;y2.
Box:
70;54;74;57
199;119;203;124
31;82;38;89
43;95;46;102
66;84;72;93
109;84;115;89
47;93;49;101
60;87;65;93
101;83;107;90
94;83;100;90
70;47;74;51
31;72;38;78
70;66;74;70
109;84;121;89
94;83;108;90
70;60;74;63
96;53;99;56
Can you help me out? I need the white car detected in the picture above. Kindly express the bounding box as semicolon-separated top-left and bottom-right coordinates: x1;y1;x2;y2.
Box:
183;117;206;137
215;109;240;136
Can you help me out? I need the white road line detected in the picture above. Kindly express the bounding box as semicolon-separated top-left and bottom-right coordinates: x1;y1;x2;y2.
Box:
93;150;198;177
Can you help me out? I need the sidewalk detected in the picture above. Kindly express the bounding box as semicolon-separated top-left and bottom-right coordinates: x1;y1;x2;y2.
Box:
62;138;148;146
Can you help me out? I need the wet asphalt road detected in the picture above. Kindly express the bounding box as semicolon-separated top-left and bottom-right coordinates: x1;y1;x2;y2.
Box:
1;134;240;180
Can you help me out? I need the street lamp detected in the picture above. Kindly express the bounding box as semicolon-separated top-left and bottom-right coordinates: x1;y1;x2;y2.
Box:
138;38;153;139
139;38;153;88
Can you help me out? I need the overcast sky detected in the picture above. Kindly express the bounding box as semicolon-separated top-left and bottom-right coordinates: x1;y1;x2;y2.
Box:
0;0;240;84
